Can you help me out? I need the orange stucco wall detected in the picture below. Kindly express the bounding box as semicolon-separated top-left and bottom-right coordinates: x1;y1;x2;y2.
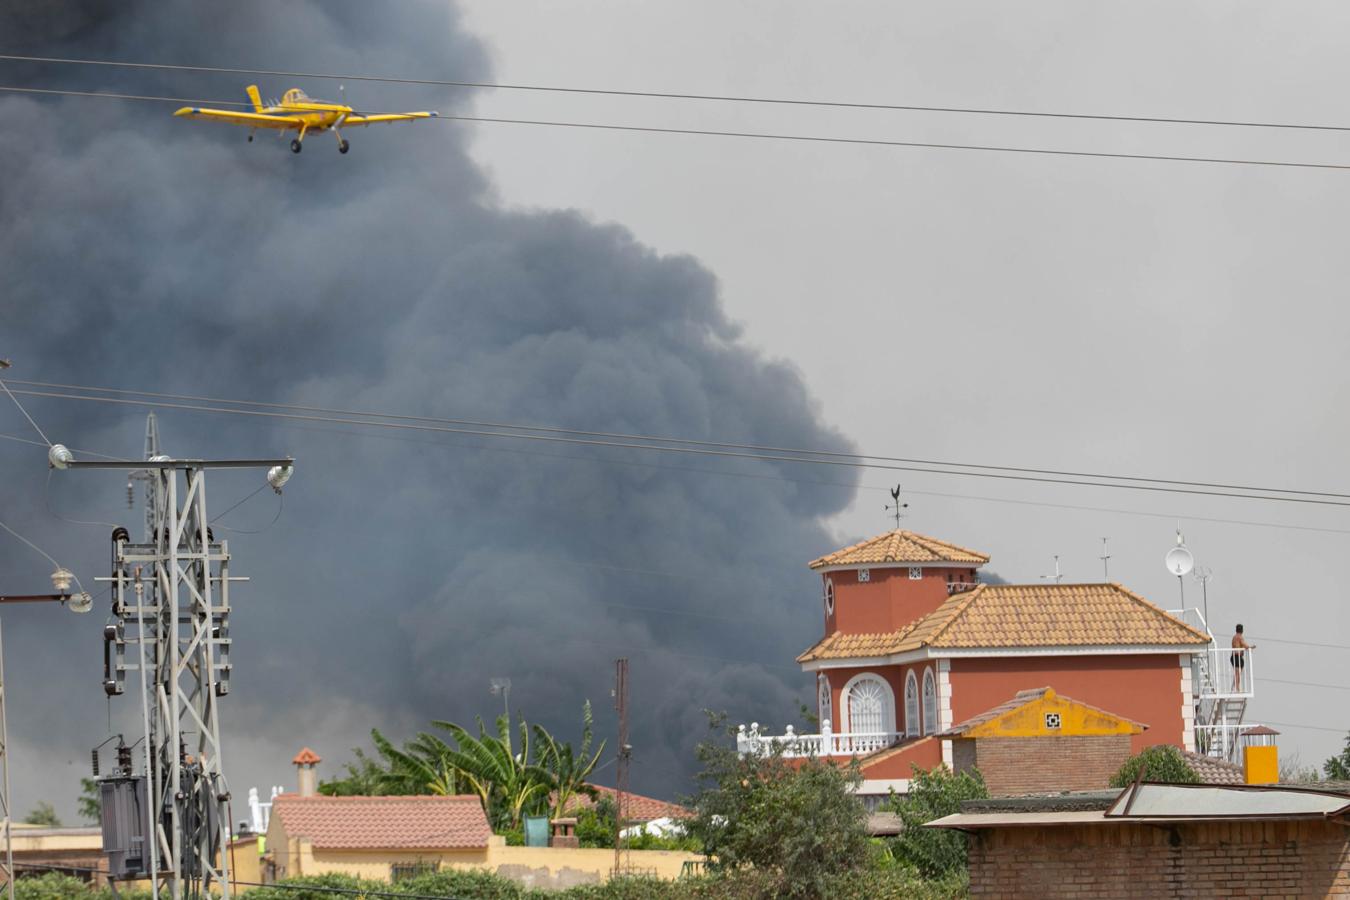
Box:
949;655;1184;753
818;661;942;737
823;566;978;635
859;736;944;779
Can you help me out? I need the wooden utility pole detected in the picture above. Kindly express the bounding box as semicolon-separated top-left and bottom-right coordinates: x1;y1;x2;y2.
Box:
612;658;630;878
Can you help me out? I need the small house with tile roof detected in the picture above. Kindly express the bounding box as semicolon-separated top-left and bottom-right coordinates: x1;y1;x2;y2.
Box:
739;529;1259;806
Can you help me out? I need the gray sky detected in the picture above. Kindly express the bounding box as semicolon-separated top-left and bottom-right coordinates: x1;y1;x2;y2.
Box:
0;1;1346;822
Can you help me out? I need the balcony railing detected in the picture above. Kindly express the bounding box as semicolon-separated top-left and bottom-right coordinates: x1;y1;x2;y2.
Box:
1195;721;1268;763
1196;647;1254;698
736;723;902;758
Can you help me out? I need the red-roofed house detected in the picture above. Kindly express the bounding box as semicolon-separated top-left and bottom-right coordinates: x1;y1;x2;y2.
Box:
562;784;691;823
267;794;493;881
739;529;1265;805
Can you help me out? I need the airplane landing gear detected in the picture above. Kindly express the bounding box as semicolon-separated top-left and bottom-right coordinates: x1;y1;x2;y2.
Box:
338;139;350;154
290;138;303;154
247;134;254;143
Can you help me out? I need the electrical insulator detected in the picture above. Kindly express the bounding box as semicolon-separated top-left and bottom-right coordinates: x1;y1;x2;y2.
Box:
91;748;100;777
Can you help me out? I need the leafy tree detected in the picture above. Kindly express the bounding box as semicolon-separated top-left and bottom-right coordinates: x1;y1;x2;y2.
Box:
318;738;425;796
535;700;605;819
684;713;871;899
1109;744;1200;787
22;801;62;827
78;777;100;824
883;765;988;878
1324;731;1350;781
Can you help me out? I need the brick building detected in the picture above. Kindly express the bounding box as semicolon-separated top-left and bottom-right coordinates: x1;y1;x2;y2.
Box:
941;687;1145;796
931;781;1350;899
739;529;1255;803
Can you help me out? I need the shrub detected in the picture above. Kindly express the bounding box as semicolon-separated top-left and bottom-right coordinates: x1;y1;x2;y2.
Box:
1109;744;1200;788
883;765;988;879
683;715;870;899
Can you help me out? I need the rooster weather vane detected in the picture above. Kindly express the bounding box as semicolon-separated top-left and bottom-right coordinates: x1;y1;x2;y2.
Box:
885;484;909;529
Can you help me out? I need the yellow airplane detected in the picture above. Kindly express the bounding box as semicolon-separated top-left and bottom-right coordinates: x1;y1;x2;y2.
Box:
174;85;437;154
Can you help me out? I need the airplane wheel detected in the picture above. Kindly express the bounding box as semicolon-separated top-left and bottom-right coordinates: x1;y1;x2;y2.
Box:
338;139;350;154
290;139;303;154
247;135;253;143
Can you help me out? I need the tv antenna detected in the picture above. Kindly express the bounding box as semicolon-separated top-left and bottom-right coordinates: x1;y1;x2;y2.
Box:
1192;566;1214;635
884;485;908;529
1164;529;1194;608
1040;555;1064;585
1099;538;1111;581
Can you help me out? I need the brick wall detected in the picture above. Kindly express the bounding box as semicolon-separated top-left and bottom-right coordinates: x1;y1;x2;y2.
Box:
967;819;1350;898
955;735;1130;795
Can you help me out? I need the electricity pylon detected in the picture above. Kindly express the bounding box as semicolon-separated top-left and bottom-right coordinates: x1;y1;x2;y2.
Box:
79;454;292;900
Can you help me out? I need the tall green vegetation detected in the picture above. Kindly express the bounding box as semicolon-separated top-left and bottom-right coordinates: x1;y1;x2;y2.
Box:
319;702;604;831
1323;730;1350;781
882;765;988;878
683;714;871;899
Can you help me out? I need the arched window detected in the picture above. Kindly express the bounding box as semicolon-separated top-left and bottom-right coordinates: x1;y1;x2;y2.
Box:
922;668;938;735
841;673;895;736
818;674;832;731
904;671;920;737
823;578;835;615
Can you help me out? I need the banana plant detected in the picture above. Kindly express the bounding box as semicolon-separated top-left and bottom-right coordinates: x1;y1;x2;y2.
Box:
534;700;606;819
433;714;553;829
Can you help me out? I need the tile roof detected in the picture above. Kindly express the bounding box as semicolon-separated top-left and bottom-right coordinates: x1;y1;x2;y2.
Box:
292;747;322;766
563;785;691;822
809;530;990;569
270;795;491;849
1180;751;1244;786
798;583;1210;662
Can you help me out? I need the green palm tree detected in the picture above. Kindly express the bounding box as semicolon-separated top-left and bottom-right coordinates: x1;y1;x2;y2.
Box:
535;700;606;819
433;715;553;829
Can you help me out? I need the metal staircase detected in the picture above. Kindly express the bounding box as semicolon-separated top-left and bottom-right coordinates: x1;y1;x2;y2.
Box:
1174;608;1255;763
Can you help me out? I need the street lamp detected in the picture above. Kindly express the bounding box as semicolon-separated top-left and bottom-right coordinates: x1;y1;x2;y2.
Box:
0;575;92;900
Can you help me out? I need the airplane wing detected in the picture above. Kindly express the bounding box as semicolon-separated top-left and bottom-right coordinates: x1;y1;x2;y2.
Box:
344;112;438;127
173;107;303;128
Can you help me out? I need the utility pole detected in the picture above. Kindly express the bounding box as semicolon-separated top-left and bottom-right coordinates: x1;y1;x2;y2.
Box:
68;453;293;900
612;658;630;879
0;588;92;900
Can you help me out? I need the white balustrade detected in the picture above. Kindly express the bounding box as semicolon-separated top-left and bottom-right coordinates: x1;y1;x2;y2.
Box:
736;722;902;758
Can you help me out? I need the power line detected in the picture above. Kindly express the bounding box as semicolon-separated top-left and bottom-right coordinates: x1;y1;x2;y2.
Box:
4;84;1350;174
1264;678;1350;692
1251;635;1350;651
0;378;51;446
10;379;1348;501
4;52;1350;136
13;385;1350;508
1263;720;1347;735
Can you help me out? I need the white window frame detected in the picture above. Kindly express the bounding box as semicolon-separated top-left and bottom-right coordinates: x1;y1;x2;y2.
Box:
922;667;938;736
839;672;896;735
904;670;920;737
823;577;835;615
818;674;832;731
908;566;923;580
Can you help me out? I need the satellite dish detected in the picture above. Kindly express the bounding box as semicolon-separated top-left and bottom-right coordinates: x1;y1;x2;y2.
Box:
1165;545;1194;577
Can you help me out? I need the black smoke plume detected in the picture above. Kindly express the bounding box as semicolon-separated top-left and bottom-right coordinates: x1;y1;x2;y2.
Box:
0;2;857;816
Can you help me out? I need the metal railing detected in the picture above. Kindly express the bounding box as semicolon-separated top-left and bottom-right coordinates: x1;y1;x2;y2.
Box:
1196;647;1254;698
736;724;902;758
1195;721;1266;763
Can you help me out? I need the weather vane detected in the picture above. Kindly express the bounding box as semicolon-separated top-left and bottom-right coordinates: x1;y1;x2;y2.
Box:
885;484;908;529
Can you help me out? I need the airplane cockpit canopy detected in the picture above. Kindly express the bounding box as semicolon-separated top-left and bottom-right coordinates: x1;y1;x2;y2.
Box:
283;88;311;104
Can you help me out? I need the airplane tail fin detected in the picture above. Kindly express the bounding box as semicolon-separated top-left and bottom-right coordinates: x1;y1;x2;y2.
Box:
246;84;265;113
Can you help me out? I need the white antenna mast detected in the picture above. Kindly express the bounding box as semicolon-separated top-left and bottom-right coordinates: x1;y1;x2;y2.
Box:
1099;537;1111;581
1039;555;1064;585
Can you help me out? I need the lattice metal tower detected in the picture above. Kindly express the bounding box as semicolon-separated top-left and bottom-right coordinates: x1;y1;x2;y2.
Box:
125;412;162;542
88;455;292;900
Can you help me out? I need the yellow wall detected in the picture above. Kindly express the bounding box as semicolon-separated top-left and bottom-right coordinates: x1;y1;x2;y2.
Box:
278;839;701;890
1244;745;1279;784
